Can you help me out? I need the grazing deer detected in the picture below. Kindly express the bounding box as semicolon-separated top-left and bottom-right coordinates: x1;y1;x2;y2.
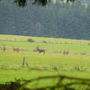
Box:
13;48;20;53
63;50;69;55
35;46;45;54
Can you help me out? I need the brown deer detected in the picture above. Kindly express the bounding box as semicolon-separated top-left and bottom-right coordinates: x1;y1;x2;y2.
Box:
13;48;20;53
36;46;45;54
63;50;69;55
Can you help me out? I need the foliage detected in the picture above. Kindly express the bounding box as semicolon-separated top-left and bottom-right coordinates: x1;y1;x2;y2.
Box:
0;0;75;7
14;0;27;7
42;40;47;43
27;38;34;42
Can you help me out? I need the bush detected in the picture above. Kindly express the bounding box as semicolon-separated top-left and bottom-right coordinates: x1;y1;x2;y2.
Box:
88;43;90;45
27;39;34;42
42;40;47;43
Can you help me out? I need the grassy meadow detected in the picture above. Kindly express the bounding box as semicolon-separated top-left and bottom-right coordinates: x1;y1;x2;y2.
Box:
0;34;90;89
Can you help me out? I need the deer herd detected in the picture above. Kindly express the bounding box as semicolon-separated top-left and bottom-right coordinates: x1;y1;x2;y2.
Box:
0;45;87;56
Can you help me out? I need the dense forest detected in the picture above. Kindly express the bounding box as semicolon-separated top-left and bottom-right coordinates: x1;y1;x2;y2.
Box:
0;0;90;40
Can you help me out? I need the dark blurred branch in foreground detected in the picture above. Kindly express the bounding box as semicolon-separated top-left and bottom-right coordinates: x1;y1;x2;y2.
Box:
0;74;90;90
23;74;90;85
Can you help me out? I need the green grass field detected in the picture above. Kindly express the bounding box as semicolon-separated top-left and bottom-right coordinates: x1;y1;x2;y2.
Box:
0;34;90;89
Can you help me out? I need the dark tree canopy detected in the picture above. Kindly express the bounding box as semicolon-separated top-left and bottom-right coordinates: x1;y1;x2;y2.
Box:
15;0;75;7
0;0;89;39
0;0;75;7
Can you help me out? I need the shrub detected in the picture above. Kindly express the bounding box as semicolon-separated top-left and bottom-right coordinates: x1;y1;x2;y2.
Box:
88;43;90;45
42;40;47;43
27;39;34;42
